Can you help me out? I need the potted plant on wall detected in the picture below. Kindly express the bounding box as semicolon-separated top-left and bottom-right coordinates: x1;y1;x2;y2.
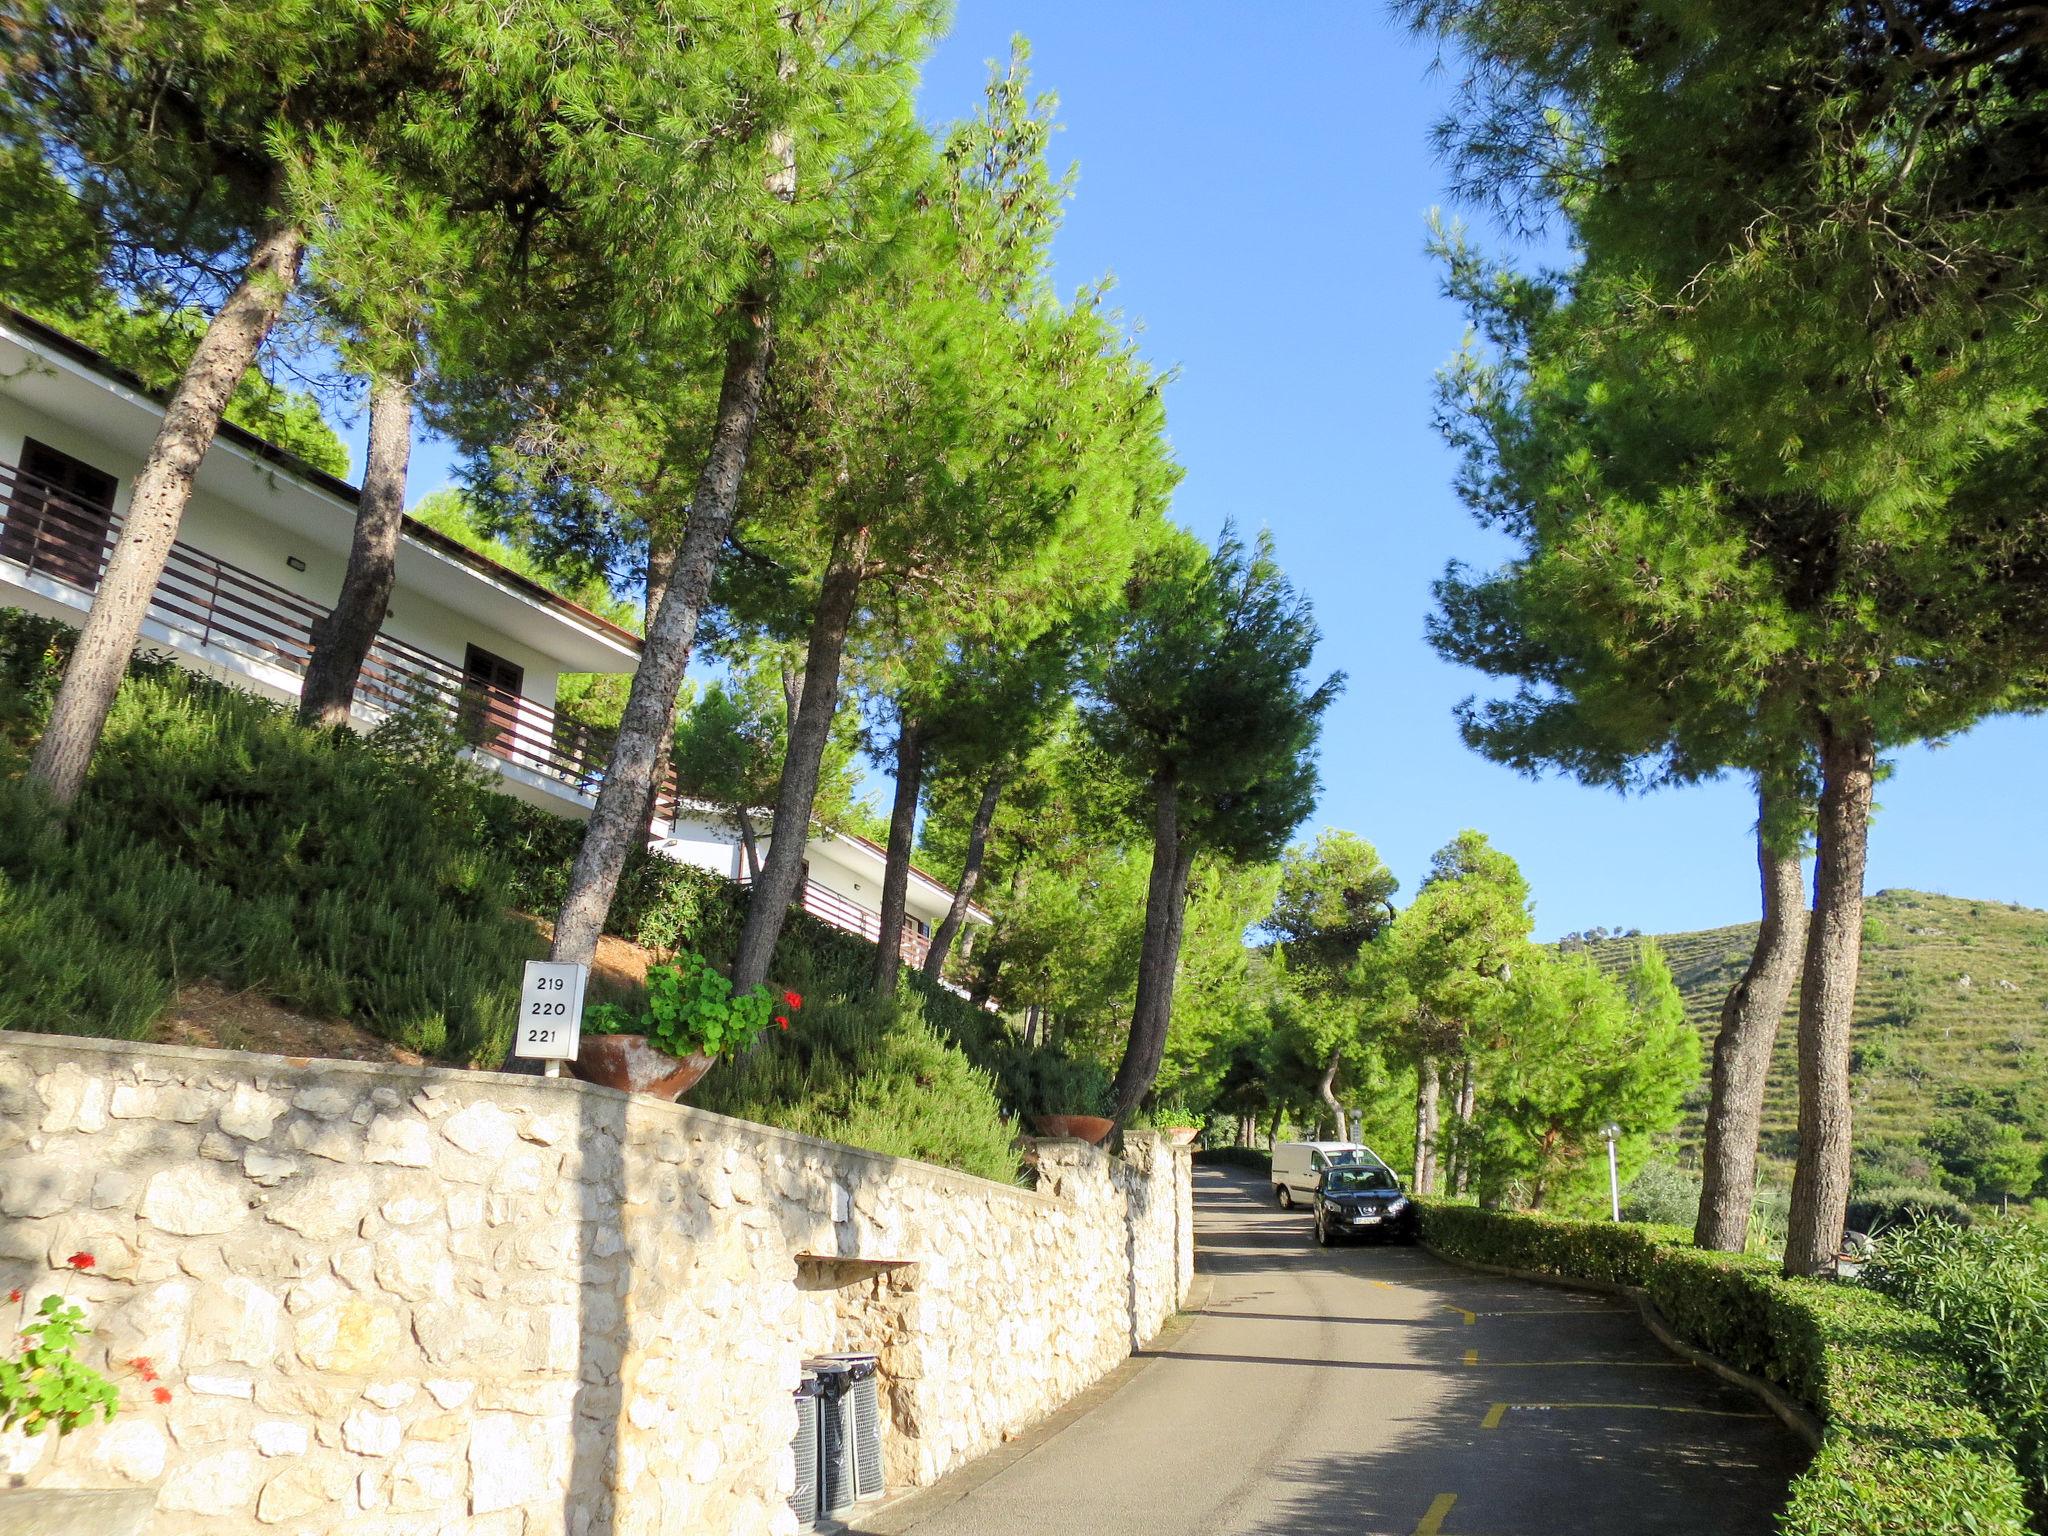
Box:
573;951;800;1101
1151;1101;1202;1147
1025;1056;1118;1145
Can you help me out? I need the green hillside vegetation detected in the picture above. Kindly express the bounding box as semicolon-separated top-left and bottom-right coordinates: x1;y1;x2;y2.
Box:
0;609;1077;1183
1582;891;2048;1217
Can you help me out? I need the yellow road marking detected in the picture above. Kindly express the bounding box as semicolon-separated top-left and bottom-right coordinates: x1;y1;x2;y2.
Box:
1414;1493;1458;1536
1485;1401;1771;1421
1371;1279;1399;1291
1462;1348;1479;1365
1444;1305;1477;1325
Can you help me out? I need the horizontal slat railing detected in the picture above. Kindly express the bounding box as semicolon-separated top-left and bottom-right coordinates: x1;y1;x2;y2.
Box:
740;874;931;964
0;458;628;799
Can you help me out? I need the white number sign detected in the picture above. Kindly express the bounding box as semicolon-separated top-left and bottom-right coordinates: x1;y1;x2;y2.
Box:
515;960;588;1062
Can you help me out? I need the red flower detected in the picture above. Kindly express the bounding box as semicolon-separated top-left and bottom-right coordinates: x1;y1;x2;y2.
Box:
5;1289;19;1304
129;1357;158;1383
775;1015;789;1030
783;990;803;1009
66;1252;95;1270
152;1387;172;1406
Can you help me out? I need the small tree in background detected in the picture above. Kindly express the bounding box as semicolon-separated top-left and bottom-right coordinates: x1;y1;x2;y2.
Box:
1384;830;1532;1194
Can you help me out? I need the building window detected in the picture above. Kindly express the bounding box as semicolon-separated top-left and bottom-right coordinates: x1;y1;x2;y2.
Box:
459;643;524;753
1;439;117;591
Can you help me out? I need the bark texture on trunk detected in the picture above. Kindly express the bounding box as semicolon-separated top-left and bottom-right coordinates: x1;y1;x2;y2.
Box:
730;526;870;991
30;206;304;805
300;373;413;729
635;536;681;841
1317;1049;1345;1133
1413;1058;1440;1195
1695;782;1808;1252
1783;724;1876;1276
922;767;1004;984
1111;777;1195;1124
1452;1060;1476;1195
550;305;772;966
735;810;762;883
870;714;924;996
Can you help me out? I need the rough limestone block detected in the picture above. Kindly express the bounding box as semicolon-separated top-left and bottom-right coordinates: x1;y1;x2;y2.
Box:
364;1114;435;1168
468;1411;562;1514
219;1084;287;1141
253;1453;354;1523
294;1296;404;1374
439;1101;516;1159
157;1447;261;1516
140;1166;247;1236
0;1153;87;1219
35;1065;107;1134
340;1407;402;1457
252;1420;311;1457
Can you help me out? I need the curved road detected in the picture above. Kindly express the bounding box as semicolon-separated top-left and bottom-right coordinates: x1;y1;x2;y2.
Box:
856;1167;1806;1536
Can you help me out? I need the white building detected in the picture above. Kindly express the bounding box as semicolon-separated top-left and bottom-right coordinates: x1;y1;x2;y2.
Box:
0;309;987;967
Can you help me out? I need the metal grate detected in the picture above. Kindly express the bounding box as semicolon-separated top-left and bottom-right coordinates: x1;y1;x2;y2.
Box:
817;1352;885;1502
790;1374;820;1530
807;1360;856;1516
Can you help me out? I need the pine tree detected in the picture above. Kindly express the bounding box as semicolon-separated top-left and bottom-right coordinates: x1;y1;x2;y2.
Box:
1088;527;1341;1123
1402;0;2048;1272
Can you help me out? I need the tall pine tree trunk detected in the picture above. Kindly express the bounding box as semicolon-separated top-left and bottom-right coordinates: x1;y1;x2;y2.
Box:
635;535;681;841
31;200;304;805
1111;776;1195;1123
922;766;1004;984
1452;1060;1476;1195
1695;778;1807;1251
1317;1049;1345;1135
731;526;870;991
1413;1057;1440;1194
1783;722;1876;1276
870;713;924;996
300;371;412;728
550;303;773;966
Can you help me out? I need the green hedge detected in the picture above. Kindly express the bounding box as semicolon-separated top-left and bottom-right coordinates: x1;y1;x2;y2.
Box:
1195;1146;1273;1173
1418;1201;2032;1536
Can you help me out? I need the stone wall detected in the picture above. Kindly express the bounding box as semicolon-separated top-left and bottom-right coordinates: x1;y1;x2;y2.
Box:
0;1033;1193;1535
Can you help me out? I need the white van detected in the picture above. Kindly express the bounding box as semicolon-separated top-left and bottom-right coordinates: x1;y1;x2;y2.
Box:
1271;1141;1394;1209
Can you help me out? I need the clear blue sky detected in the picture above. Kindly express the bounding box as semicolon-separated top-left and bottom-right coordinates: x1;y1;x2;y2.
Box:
371;0;2048;941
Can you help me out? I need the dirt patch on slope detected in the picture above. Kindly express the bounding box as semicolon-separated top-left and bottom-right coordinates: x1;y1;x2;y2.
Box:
154;980;427;1065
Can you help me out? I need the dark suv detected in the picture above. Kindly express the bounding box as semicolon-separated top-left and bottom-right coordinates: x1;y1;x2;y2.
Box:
1313;1164;1417;1245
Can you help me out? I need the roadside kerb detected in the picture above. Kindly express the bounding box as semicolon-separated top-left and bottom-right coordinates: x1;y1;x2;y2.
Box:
1420;1241;1824;1451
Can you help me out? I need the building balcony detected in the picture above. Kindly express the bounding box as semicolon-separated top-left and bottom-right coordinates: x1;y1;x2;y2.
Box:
0;454;617;812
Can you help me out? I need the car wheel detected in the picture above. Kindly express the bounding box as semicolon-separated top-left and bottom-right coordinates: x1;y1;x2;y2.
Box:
1276;1185;1294;1210
1315;1216;1333;1247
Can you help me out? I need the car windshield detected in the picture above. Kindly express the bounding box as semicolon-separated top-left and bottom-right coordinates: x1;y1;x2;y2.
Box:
1323;1168;1398;1195
1323;1148;1373;1167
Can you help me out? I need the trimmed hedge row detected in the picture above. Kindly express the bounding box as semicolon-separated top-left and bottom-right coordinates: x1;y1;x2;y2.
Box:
1194;1145;1273;1173
1418;1201;2032;1536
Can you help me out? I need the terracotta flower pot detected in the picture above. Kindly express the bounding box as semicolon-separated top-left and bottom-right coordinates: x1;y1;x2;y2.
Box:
570;1035;714;1101
1031;1114;1115;1145
1163;1125;1199;1147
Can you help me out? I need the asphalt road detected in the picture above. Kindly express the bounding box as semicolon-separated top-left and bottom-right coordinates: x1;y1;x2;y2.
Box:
856;1166;1807;1536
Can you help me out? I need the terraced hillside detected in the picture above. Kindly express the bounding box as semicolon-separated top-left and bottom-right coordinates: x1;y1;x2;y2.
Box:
1582;890;2048;1168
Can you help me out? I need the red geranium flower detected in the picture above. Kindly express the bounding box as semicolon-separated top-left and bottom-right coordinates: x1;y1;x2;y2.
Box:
66;1252;95;1270
775;1015;789;1030
152;1386;172;1405
129;1357;158;1382
5;1288;19;1304
783;990;803;1009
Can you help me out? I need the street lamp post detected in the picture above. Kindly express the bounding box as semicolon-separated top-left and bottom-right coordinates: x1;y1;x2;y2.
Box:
1600;1123;1622;1222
